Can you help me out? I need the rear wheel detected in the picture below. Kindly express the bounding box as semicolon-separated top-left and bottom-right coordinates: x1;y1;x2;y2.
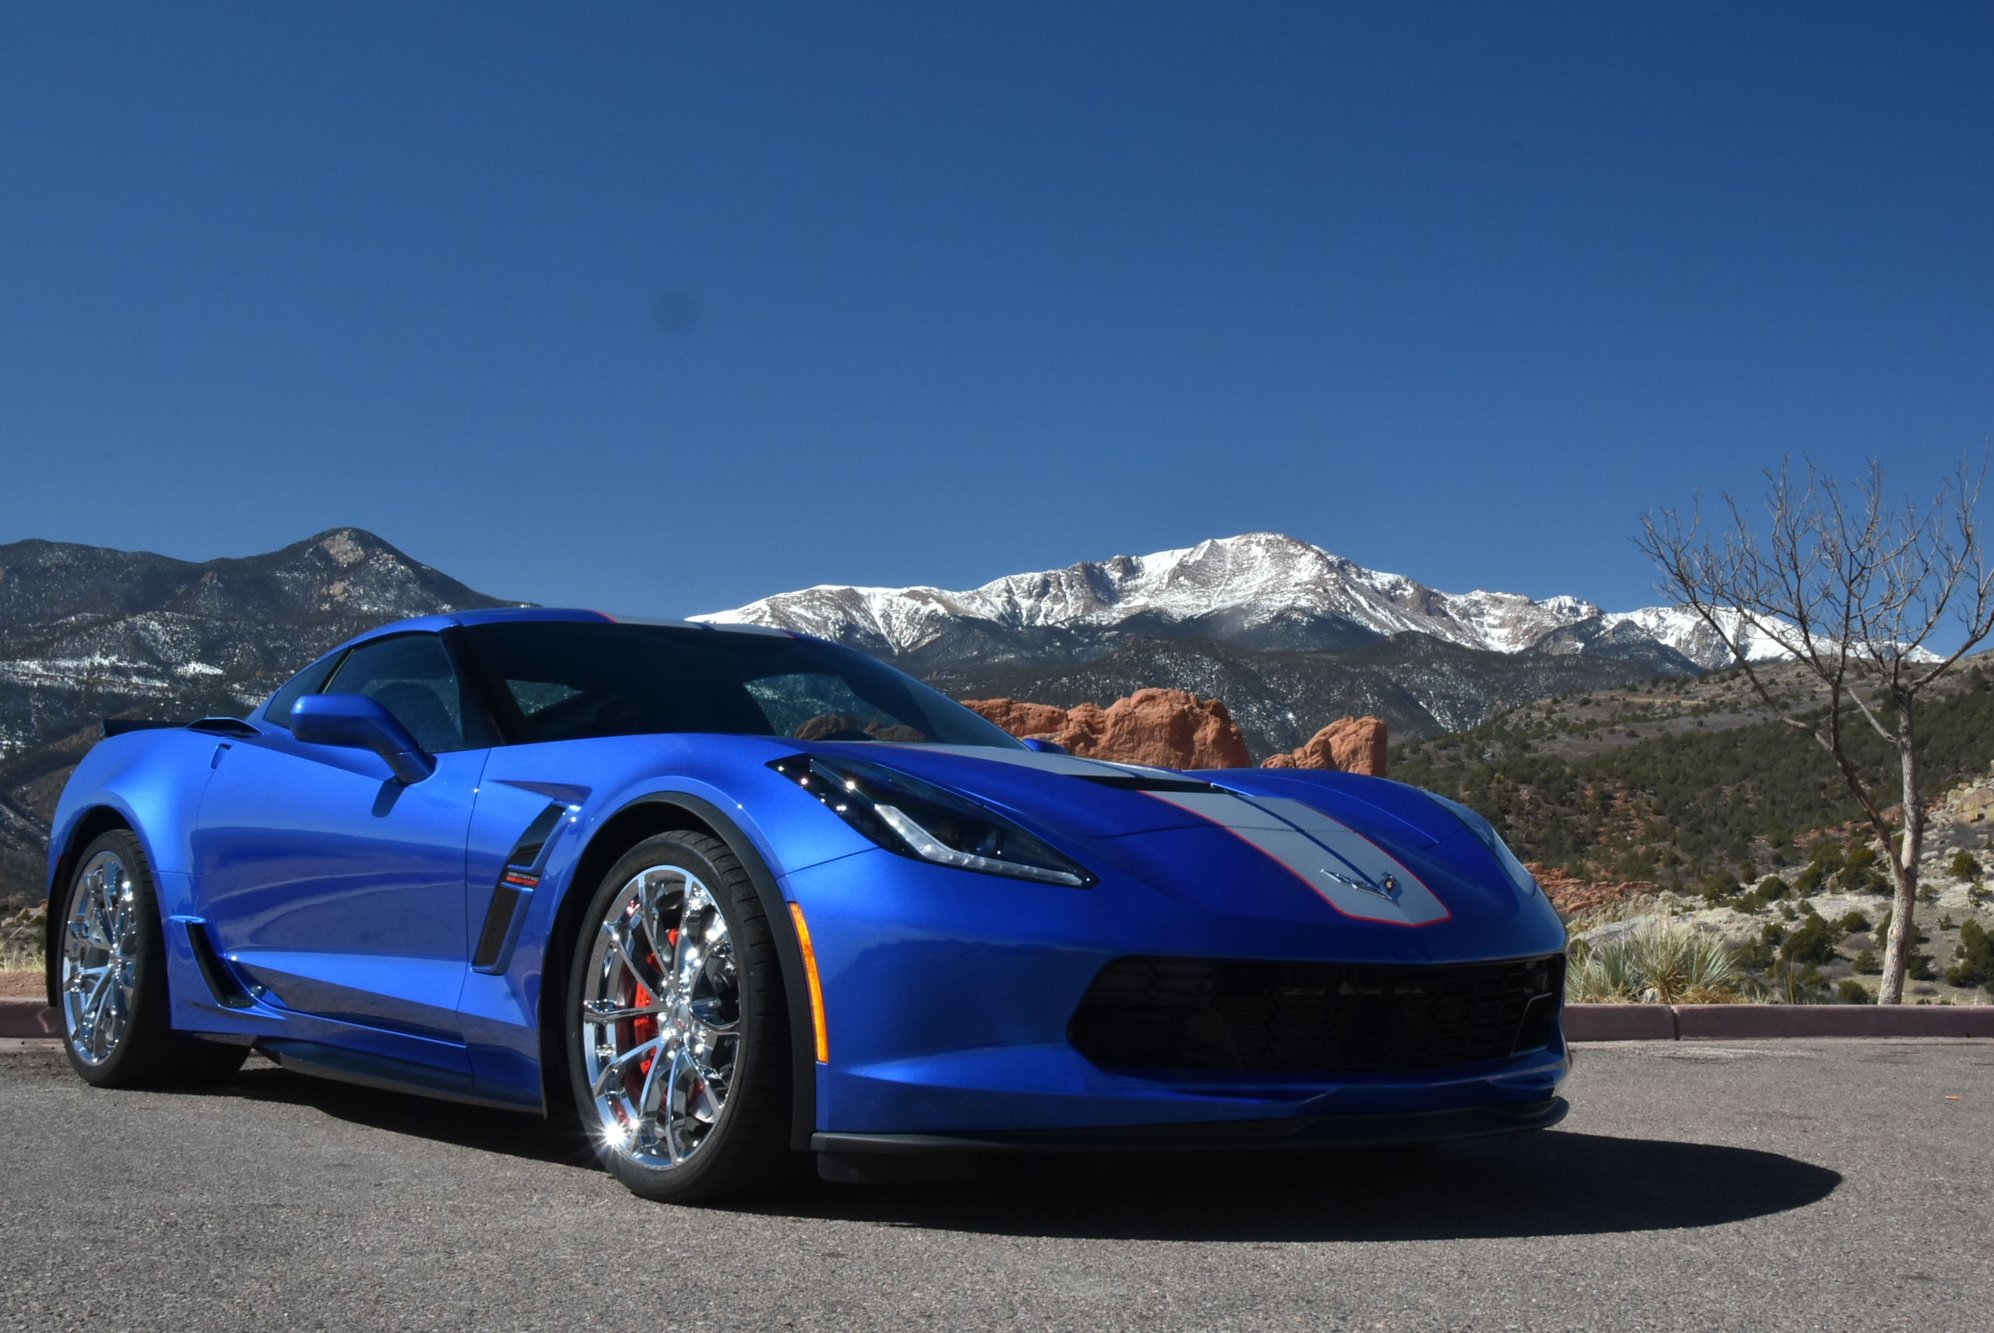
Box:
57;829;248;1087
566;831;794;1203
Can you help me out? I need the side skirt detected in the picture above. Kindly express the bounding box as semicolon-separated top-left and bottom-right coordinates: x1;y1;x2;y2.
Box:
259;1039;543;1114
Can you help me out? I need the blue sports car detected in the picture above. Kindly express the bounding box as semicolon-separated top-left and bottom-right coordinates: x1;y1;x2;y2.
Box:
46;609;1569;1201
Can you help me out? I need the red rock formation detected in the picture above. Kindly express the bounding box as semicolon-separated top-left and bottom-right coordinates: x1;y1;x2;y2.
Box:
1260;716;1388;777
1528;864;1659;917
963;689;1251;770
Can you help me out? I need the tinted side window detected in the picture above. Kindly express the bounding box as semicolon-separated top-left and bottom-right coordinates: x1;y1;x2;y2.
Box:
321;635;469;753
263;653;343;730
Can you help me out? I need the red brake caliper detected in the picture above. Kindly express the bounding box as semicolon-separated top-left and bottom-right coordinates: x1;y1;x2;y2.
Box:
619;927;677;1093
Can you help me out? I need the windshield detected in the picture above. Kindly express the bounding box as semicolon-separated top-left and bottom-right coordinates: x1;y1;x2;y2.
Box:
456;621;1024;749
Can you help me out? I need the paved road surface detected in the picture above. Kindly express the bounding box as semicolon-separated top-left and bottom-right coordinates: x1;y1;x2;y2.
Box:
2;1039;1988;1331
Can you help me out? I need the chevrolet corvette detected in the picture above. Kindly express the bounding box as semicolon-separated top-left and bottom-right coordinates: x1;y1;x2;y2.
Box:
46;609;1569;1201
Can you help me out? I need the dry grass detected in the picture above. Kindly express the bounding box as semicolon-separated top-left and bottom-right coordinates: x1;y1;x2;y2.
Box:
0;902;46;976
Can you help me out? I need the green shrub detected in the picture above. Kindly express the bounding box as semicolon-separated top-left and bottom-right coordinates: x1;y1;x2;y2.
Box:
1946;919;1994;992
1853;948;1881;975
1781;914;1839;966
1750;875;1789;907
1839;911;1872;933
1949;849;1981;880
1768;961;1829;1003
1834;979;1872;1004
1737;922;1784;971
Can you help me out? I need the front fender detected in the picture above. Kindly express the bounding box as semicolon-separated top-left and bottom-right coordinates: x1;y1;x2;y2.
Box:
461;739;837;1145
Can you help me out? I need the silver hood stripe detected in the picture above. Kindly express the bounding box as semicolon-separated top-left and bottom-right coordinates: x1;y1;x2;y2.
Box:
908;744;1181;780
1145;791;1451;927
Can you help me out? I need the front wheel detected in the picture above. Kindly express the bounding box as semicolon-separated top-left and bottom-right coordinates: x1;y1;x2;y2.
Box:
566;831;794;1203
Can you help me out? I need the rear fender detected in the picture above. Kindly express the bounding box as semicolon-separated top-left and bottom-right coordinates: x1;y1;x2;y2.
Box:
43;728;231;1008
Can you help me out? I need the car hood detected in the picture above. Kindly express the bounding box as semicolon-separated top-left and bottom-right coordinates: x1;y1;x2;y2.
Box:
794;741;1540;939
800;741;1458;848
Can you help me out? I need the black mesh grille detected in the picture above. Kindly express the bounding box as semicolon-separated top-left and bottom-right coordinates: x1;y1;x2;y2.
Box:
1070;954;1564;1075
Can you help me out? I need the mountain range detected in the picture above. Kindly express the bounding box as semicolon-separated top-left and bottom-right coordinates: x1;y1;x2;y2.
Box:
690;531;1790;751
695;531;1785;669
0;526;1776;904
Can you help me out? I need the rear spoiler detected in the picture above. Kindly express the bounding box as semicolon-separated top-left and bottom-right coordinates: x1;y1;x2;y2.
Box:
100;716;259;739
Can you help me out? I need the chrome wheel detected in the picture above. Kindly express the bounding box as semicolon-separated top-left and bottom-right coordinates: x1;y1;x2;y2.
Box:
579;864;742;1170
62;849;139;1066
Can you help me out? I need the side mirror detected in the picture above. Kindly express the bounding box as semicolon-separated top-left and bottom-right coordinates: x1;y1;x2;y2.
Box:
290;694;436;784
1019;737;1067;755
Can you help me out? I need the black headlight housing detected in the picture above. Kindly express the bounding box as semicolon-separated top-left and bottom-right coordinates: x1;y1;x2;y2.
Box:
772;754;1095;888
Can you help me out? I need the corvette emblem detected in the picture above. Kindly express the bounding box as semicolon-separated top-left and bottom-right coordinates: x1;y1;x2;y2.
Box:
1320;865;1403;901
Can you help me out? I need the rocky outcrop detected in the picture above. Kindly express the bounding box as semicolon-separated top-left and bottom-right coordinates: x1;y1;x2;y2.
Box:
1528;865;1659;917
1260;716;1388;776
964;689;1252;770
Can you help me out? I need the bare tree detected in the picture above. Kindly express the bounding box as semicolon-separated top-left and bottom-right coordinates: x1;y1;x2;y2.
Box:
1637;457;1994;1004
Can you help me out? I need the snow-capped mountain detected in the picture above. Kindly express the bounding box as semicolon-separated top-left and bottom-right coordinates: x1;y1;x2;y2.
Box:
1603;605;1795;667
693;532;1762;669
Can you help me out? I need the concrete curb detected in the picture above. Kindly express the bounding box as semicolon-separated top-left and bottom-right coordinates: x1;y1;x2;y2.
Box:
1567;1002;1994;1041
0;998;56;1040
7;997;1991;1045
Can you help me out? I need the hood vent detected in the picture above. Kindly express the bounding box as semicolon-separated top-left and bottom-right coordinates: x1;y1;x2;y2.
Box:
1074;773;1218;794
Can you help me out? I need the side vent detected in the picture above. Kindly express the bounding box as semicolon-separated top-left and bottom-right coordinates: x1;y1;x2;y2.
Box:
184;920;256;1009
472;803;567;973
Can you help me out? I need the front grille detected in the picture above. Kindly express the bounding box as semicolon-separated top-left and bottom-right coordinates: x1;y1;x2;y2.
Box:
1070;954;1563;1076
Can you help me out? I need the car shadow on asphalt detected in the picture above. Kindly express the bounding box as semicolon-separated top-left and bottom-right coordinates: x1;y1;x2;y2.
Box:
765;1132;1843;1242
216;1063;1839;1242
216;1063;606;1172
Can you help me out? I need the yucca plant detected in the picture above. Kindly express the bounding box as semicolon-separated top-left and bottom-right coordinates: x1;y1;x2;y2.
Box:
1567;915;1740;1003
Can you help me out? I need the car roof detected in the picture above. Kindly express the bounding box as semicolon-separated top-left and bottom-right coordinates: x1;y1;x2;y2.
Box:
327;607;798;656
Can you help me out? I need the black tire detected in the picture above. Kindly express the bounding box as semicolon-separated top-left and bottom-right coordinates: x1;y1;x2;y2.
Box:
55;829;249;1088
565;830;794;1203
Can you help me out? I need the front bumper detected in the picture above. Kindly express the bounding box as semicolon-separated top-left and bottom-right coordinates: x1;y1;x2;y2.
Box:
815;1095;1569;1156
784;843;1572;1138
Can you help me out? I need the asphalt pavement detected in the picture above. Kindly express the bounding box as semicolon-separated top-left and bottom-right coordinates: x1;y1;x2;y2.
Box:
1;1039;1987;1332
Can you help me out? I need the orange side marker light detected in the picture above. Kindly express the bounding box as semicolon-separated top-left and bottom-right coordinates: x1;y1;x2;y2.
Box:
788;901;830;1064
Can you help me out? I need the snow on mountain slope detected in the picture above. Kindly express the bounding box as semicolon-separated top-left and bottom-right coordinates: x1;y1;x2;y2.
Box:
1601;606;1793;666
694;532;1759;664
694;534;1599;653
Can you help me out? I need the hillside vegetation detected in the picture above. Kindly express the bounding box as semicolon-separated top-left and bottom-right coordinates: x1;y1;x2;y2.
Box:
1393;655;1994;887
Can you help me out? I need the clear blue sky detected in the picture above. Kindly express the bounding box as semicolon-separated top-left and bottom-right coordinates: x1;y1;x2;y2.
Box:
2;2;1989;617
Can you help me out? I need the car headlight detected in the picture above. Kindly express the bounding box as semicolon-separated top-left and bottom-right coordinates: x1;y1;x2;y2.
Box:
771;755;1095;888
1430;793;1540;898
